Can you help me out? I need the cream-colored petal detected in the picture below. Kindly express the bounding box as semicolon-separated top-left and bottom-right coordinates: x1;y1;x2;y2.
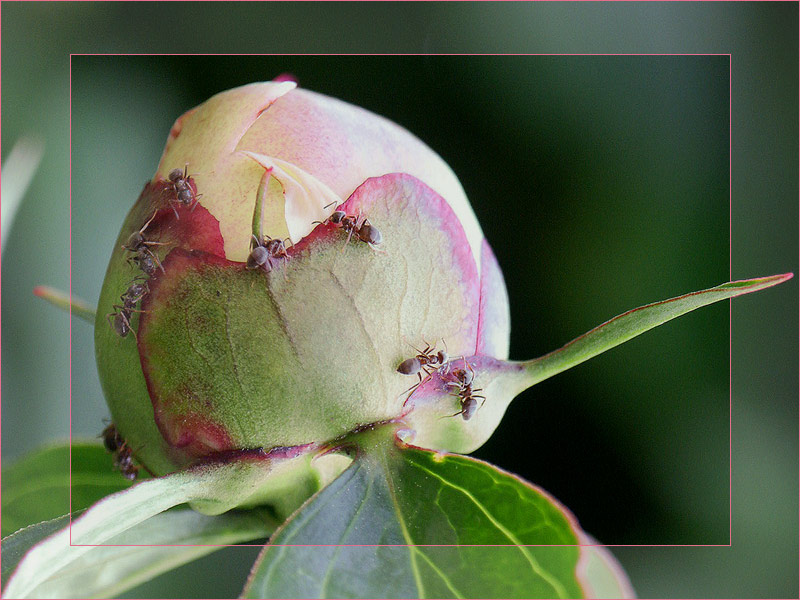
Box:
238;87;483;270
155;81;483;270
241;151;342;243
156;82;297;261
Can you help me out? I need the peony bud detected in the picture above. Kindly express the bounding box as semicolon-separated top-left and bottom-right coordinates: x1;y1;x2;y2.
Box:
94;81;511;483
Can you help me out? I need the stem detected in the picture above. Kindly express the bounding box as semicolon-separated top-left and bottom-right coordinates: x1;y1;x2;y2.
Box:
33;286;96;322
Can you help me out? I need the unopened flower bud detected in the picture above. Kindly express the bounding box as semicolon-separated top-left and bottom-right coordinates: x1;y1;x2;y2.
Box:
95;80;510;483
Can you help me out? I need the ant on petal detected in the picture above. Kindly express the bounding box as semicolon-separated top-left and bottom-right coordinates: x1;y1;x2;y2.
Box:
165;165;201;218
397;339;449;383
247;234;292;273
314;202;383;251
122;211;166;275
443;359;485;421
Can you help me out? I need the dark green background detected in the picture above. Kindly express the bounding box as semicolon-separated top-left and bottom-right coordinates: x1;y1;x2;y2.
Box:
2;3;797;598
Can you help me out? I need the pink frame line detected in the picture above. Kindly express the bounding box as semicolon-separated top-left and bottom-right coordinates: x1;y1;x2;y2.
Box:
68;52;733;548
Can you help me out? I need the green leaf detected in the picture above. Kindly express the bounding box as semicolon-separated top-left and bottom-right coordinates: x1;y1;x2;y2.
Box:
242;429;629;599
2;508;269;599
1;515;73;590
2;452;311;599
2;442;132;537
523;273;792;386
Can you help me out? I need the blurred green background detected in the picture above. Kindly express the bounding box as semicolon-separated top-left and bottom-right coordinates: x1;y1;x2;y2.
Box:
2;3;797;598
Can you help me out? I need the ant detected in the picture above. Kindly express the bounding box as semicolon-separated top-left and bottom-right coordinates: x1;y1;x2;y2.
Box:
356;218;382;248
130;248;161;276
315;203;383;250
114;445;140;481
101;422;123;453
444;359;485;421
166;165;201;217
123;211;166;275
100;423;140;480
246;234;291;273
106;278;149;339
397;339;449;383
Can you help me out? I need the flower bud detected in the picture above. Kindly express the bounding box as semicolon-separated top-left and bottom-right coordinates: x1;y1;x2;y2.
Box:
95;81;510;480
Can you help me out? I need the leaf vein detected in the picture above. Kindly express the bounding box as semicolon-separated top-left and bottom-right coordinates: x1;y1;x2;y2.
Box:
380;450;426;597
413;547;465;599
318;471;374;597
410;462;569;598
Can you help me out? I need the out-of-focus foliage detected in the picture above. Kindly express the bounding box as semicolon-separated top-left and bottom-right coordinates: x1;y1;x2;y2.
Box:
2;3;796;598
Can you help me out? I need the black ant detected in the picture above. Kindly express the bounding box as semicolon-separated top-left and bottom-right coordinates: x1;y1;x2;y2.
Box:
315;203;383;250
106;278;149;339
123;211;166;275
246;234;291;273
130;249;161;276
444;360;485;421
356;218;382;248
100;423;140;480
166;165;201;217
114;444;140;481
397;339;449;383
101;422;123;453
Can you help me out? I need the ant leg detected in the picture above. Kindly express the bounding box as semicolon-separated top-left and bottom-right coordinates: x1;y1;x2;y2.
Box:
438;410;463;420
283;237;294;260
140;209;159;235
129;442;156;477
117;311;138;341
464;359;476;379
473;394;487;410
144;247;166;274
168;199;180;220
439;397;466;420
157;187;173;211
399;380;422;402
341;211;364;252
123;312;137;341
421;364;437;378
342;226;355;252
